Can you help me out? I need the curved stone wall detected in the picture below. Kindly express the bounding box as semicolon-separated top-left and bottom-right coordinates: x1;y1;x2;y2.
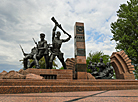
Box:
110;50;135;79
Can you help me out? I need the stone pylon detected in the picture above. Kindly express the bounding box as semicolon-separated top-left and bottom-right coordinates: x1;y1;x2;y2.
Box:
74;22;87;79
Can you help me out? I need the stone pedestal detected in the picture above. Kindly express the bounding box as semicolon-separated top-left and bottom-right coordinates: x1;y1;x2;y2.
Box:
25;68;73;80
77;72;87;79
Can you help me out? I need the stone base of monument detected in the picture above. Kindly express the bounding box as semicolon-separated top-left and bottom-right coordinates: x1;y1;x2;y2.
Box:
0;68;138;94
76;72;87;79
0;79;138;94
25;68;73;80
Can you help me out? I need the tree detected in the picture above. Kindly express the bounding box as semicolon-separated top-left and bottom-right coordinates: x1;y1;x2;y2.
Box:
110;0;138;78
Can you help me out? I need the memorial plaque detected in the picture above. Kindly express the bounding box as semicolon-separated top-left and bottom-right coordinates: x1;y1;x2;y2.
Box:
76;26;84;34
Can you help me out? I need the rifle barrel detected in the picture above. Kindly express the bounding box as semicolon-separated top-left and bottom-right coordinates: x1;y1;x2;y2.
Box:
19;44;25;56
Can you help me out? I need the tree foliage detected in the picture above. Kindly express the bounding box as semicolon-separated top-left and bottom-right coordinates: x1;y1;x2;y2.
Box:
111;0;138;64
110;0;138;78
86;51;110;65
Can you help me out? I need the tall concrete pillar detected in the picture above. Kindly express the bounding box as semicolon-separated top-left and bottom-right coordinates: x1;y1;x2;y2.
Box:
74;22;87;79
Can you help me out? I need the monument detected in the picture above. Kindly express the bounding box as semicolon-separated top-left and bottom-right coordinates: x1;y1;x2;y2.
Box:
74;22;87;79
19;19;136;80
0;18;138;94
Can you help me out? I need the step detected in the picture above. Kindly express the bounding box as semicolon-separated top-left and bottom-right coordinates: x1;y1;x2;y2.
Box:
1;79;138;94
0;85;138;94
0;79;138;86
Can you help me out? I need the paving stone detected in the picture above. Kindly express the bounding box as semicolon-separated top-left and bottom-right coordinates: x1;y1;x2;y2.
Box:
0;90;138;102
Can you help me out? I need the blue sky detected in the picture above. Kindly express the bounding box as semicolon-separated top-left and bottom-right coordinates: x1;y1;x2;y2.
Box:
0;0;128;72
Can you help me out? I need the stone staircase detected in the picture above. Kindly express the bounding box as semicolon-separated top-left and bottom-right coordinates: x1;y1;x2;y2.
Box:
0;79;138;94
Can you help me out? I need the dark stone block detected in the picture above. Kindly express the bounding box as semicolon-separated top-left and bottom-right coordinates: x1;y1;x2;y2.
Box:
75;35;85;42
76;26;84;34
75;64;87;72
76;48;86;56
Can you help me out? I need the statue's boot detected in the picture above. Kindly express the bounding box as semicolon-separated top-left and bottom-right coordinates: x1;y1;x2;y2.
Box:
23;59;28;70
61;60;67;69
49;62;53;69
23;67;27;70
29;61;35;68
36;65;40;69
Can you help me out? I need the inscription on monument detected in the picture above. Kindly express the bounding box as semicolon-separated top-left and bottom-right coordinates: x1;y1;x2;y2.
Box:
75;35;85;42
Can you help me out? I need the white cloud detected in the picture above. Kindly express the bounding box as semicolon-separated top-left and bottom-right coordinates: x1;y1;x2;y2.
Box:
86;36;116;57
0;0;128;71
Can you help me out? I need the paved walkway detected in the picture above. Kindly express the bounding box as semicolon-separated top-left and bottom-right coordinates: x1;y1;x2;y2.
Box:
0;90;138;102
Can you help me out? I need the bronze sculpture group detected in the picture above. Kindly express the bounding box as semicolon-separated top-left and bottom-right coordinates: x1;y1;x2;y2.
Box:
20;17;71;70
88;58;113;79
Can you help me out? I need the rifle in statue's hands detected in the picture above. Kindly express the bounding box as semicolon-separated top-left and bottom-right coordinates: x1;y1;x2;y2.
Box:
32;38;38;48
19;44;27;56
32;38;39;54
51;17;72;38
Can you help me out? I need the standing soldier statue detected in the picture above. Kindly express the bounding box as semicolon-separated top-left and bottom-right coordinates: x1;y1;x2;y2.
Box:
29;33;49;69
49;17;72;69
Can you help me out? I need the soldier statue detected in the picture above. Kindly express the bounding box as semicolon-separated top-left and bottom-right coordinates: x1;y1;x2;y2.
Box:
49;17;71;69
29;33;49;69
21;46;37;70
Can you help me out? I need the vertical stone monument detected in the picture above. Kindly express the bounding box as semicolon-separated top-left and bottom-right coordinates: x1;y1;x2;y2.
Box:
74;22;87;79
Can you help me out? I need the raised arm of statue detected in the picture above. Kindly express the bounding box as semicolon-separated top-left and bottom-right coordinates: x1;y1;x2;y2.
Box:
62;34;71;42
52;24;57;41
